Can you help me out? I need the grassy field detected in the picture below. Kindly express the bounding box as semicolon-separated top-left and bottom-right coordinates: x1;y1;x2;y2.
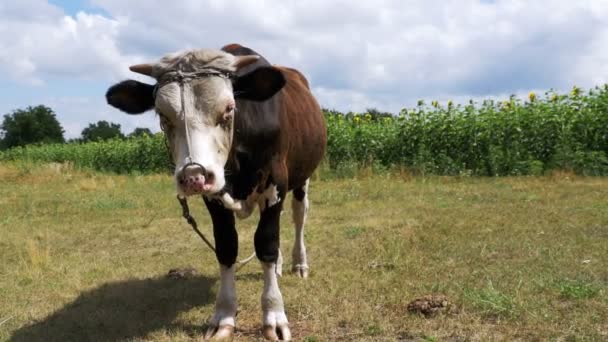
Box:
0;163;607;341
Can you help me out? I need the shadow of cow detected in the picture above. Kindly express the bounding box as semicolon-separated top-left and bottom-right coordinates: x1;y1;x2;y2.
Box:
10;275;216;341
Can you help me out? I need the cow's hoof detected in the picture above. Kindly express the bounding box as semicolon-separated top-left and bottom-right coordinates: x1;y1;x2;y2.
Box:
204;324;234;341
292;264;309;278
263;324;291;341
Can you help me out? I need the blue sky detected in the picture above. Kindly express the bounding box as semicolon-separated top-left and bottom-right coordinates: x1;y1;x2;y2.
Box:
1;0;607;138
48;0;90;15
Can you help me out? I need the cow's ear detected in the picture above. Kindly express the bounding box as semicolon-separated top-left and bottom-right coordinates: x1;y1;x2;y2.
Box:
233;67;286;102
106;80;155;114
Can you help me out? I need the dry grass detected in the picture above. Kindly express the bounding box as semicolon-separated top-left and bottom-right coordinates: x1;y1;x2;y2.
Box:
0;162;607;341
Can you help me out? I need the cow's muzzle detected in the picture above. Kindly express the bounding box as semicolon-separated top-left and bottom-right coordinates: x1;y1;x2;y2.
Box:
177;162;216;195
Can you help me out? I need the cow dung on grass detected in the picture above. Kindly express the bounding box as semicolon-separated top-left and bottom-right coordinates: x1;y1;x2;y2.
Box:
407;294;455;317
166;267;198;280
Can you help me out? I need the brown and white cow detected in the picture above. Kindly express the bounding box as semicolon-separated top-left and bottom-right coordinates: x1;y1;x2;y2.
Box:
106;44;326;340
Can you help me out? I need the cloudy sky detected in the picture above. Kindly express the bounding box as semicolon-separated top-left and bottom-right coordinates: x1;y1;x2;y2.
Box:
1;0;607;138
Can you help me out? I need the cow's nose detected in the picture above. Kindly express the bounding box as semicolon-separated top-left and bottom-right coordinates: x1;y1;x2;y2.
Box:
178;164;215;193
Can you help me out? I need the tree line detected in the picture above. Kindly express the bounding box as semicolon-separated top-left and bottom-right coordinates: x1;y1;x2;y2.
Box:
0;105;153;150
0;105;392;151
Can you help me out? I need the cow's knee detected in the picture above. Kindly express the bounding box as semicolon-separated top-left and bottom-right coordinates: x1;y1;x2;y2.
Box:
255;183;284;263
255;202;282;263
216;230;238;266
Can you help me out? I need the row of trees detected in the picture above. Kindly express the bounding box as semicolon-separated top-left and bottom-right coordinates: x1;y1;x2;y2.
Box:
0;105;153;150
0;105;389;151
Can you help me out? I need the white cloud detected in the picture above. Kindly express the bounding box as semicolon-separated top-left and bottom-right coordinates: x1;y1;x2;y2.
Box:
0;0;607;136
0;1;145;84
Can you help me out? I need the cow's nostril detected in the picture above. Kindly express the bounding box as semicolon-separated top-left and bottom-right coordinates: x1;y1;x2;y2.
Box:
206;171;215;184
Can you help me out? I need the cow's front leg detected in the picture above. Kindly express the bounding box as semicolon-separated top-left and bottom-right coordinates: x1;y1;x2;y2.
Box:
205;265;236;340
255;182;291;341
204;197;238;341
261;261;290;341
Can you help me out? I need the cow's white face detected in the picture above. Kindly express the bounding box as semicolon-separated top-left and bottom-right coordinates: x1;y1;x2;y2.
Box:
151;50;254;197
105;48;286;197
156;73;236;196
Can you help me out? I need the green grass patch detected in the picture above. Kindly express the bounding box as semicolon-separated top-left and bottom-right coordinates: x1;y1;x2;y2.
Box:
303;336;319;342
364;324;383;336
557;279;602;300
344;226;366;239
464;280;517;319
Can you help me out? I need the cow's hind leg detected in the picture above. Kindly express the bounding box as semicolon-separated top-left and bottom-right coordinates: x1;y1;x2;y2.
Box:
256;178;291;340
203;197;238;341
291;179;309;278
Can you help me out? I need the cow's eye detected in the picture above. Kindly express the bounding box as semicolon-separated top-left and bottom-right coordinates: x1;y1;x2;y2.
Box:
159;114;172;132
218;103;235;128
218;108;233;129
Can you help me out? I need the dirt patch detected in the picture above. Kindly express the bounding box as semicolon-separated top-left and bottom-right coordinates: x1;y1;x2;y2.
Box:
407;294;456;317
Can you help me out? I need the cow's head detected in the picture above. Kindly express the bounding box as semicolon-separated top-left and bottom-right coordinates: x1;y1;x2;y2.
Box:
106;49;285;197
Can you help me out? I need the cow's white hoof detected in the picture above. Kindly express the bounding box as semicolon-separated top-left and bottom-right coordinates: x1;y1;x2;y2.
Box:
204;324;234;341
292;264;309;278
262;323;291;341
263;309;291;341
205;308;236;341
